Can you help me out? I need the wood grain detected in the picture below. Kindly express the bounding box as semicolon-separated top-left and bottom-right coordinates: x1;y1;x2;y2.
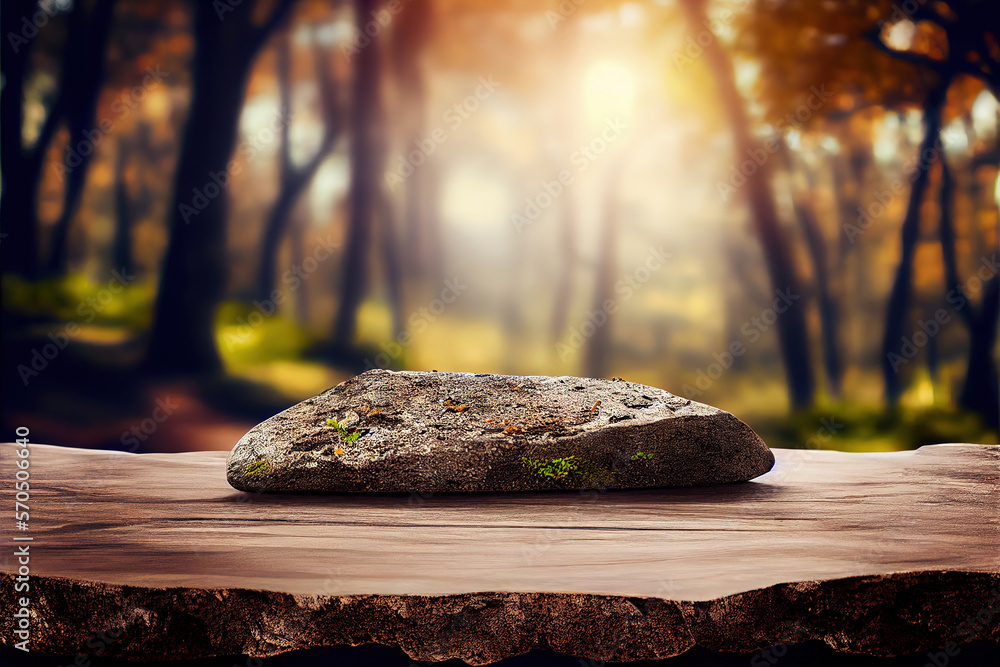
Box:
1;443;998;663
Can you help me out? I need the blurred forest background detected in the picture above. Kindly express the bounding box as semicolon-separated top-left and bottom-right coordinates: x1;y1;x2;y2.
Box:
1;0;998;453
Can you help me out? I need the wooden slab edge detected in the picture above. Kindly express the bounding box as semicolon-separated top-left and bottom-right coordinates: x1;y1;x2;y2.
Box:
3;570;998;664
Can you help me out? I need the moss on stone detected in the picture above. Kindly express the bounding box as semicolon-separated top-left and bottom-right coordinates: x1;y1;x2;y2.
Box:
243;460;269;476
520;455;613;488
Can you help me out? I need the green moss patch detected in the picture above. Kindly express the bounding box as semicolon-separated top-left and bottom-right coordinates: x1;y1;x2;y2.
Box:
244;460;270;476
520;455;613;488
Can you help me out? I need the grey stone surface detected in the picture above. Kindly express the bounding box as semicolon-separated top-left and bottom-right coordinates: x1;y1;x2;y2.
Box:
226;369;774;493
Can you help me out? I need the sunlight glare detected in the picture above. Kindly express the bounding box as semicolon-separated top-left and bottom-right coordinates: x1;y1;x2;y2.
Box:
940;119;968;154
309;156;349;223
884;20;915;51
971;90;999;139
442;168;510;231
584;61;637;124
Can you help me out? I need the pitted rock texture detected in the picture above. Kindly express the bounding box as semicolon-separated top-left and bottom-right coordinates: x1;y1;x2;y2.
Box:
227;369;774;493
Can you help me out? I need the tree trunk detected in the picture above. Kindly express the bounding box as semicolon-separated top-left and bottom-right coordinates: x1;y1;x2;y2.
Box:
679;0;815;408
290;217;309;325
45;0;117;274
390;0;438;284
583;169;621;379
112;138;133;275
0;0;48;279
938;155;1000;429
881;82;947;405
378;194;405;339
782;149;843;398
550;197;577;342
145;1;294;375
257;31;339;302
959;277;999;430
333;0;384;346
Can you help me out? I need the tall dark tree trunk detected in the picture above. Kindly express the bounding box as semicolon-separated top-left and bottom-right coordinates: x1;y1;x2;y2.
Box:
881;82;947;405
679;0;814;408
782;149;843;398
960;279;999;429
549;25;581;343
938;157;1000;429
583;175;619;380
257;29;340;302
112;138;133;275
144;0;294;375
378;194;405;339
389;0;438;284
290;217;309;325
45;0;117;274
0;0;59;279
550;197;578;341
333;0;384;346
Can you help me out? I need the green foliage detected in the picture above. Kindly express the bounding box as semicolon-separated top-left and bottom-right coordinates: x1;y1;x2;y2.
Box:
216;301;312;367
2;273;154;328
631;451;653;461
326;418;361;443
243;460;269;476
521;455;613;487
751;403;997;452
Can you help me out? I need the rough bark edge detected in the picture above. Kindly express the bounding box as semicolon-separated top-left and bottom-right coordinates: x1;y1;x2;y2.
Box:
2;571;997;664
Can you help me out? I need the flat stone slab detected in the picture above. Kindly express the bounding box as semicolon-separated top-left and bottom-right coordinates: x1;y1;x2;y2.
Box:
226;370;774;493
1;443;998;663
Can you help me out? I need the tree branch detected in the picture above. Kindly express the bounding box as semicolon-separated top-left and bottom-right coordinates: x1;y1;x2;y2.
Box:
248;0;298;57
